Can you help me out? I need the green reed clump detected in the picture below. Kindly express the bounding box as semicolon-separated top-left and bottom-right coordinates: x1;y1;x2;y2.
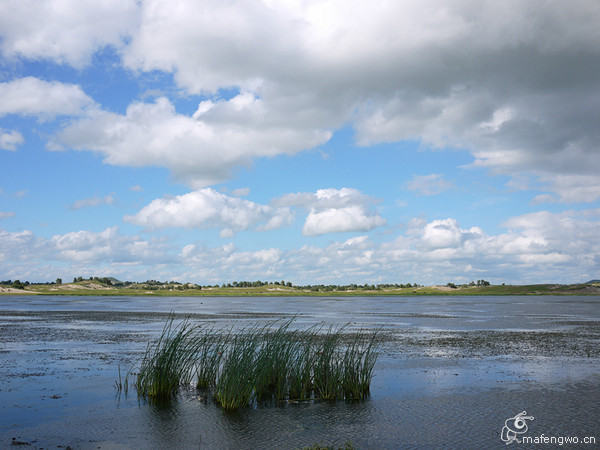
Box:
287;330;316;401
195;327;229;389
125;316;381;409
213;325;261;409
313;326;344;400
253;319;301;401
134;315;203;401
341;330;380;399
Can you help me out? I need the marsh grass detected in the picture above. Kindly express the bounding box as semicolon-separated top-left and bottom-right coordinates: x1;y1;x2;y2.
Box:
124;317;381;409
195;327;229;389
134;315;203;401
213;324;262;409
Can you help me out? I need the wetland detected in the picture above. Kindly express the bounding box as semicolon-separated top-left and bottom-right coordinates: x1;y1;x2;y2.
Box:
1;295;599;448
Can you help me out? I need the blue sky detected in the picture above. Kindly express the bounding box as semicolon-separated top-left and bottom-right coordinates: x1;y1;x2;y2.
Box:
1;0;599;285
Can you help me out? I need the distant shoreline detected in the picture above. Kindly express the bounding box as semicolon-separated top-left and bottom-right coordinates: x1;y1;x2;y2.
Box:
1;282;599;296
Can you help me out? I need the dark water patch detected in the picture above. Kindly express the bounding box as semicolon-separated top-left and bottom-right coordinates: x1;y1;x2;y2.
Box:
5;379;599;449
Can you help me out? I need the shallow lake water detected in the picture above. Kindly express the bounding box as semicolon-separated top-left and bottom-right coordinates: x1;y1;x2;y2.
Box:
1;295;599;449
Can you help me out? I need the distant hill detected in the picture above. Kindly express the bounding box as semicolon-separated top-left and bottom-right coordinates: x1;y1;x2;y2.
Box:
585;280;600;284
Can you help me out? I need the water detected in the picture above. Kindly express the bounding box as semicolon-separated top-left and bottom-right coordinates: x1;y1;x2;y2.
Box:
1;295;599;448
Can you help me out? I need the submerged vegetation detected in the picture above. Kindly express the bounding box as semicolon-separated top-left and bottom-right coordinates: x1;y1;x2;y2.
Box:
125;317;380;410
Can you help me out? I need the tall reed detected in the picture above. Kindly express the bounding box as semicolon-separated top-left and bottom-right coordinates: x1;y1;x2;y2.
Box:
125;317;381;409
287;329;316;401
195;326;229;389
341;330;379;399
134;315;203;401
253;319;299;401
313;326;344;400
213;324;261;409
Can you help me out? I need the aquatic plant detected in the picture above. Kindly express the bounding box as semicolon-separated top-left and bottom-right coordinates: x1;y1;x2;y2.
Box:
214;324;263;409
253;319;300;401
114;364;129;397
341;330;379;399
312;326;344;400
124;316;381;409
195;327;229;389
134;315;203;401
287;330;316;401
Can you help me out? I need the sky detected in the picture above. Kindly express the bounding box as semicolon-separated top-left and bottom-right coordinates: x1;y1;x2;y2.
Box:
1;0;599;286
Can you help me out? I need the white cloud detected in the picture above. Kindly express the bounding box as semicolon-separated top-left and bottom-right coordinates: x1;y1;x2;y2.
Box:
405;174;455;196
538;174;600;204
0;0;138;67
303;206;386;236
125;188;293;237
531;194;557;205
2;208;599;284
275;188;386;236
50;227;174;264
0;129;24;151
0;228;46;267
10;0;594;201
51;96;331;187
131;0;599;202
419;218;484;250
0;77;96;119
180;243;283;282
68;194;115;211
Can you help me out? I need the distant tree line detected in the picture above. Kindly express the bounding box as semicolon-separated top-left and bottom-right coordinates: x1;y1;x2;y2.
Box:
1;280;30;289
219;281;422;291
1;278;422;291
1;279;62;289
73;276;113;285
3;277;495;292
293;283;422;292
447;279;491;288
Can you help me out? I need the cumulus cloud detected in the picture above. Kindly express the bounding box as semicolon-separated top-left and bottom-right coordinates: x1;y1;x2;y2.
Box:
4;1;593;200
0;226;177;280
0;0;138;67
0;228;47;268
125;188;293;237
2;208;599;283
51;95;331;187
120;0;600;201
0;129;24;151
275;188;386;236
0;77;96;119
180;243;283;282
303;206;386;236
419;218;484;250
50;227;174;264
537;174;600;204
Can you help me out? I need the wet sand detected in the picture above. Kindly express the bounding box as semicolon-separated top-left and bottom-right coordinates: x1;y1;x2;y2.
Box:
1;295;599;448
